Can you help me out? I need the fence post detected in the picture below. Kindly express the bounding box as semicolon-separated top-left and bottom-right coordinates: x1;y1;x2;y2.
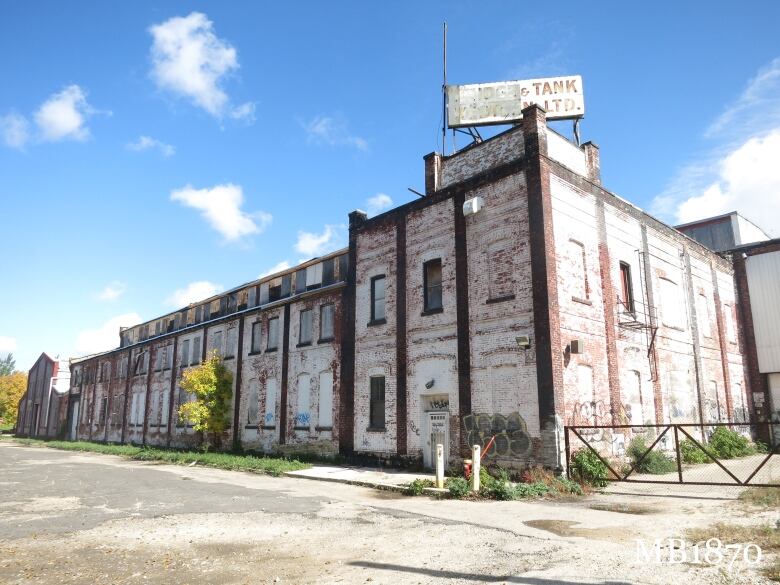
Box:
673;425;683;483
564;426;571;479
435;444;444;489
471;445;481;492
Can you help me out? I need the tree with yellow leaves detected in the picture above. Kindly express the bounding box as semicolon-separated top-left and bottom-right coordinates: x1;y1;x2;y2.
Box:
177;350;233;450
0;371;27;429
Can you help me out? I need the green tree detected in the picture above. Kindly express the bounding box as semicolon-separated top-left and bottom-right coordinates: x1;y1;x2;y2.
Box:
177;351;233;450
0;353;16;377
0;371;27;428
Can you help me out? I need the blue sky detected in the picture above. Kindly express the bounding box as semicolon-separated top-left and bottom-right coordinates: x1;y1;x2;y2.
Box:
2;1;780;370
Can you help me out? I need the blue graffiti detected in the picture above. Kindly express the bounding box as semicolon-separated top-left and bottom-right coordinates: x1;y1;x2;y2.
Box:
295;412;311;426
264;412;274;424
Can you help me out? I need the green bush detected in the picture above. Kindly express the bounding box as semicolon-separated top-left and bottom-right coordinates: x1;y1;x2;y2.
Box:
404;478;434;496
754;441;769;454
446;477;470;499
569;448;609;487
515;481;550;498
627;437;677;474
680;439;709;464
551;476;584;496
709;427;755;459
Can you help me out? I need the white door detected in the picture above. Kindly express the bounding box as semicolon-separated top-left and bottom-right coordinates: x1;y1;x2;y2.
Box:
423;412;449;470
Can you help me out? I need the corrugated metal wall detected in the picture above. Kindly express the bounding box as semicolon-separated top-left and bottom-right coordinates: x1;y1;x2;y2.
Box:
746;250;780;372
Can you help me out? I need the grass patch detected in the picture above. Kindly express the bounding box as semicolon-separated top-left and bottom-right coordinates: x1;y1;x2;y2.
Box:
739;487;780;509
8;437;310;477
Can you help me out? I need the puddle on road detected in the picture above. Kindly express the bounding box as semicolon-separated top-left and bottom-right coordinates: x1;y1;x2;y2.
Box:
524;519;634;542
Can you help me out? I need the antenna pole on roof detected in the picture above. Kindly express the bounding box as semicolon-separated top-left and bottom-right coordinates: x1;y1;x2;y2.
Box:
442;21;447;156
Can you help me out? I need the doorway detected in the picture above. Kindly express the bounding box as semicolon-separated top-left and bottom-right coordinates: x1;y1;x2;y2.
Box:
423;411;449;470
69;399;80;440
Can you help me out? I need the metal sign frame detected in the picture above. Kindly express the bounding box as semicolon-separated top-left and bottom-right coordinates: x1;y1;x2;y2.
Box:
447;75;585;128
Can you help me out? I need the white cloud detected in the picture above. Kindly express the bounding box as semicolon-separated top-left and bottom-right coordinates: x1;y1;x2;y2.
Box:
366;193;393;216
295;224;345;258
0;113;29;149
230;101;256;123
75;313;142;355
170;183;272;242
706;57;780;139
259;261;291;279
34;85;95;142
653;58;780;237
95;281;127;302
302;115;368;151
149;12;248;119
166;281;224;307
127;135;175;157
0;336;17;353
673;131;780;235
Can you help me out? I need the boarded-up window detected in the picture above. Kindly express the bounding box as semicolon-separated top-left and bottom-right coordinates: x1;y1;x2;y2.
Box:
160;390;169;428
191;337;201;364
251;322;262;352
246;380;259;425
267;317;279;350
211;330;223;356
733;382;746;422
622;370;643;425
320;304;335;340
697;293;711;338
306;263;323;290
668;370;694;421
98;397;108;425
488;241;514;300
225;327;237;358
149;389;159;425
705;380;721;423
181;339;190;367
568;240;588;300
724;304;736;343
659;278;685;329
111;393;124;426
295;374;311;429
576;365;594;406
318;371;333;428
264;378;277;426
299;309;313;345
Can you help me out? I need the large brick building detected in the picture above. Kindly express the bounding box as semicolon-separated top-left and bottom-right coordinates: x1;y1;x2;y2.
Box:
61;105;751;470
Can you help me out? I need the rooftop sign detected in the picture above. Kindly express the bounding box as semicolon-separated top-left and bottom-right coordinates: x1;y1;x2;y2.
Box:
446;75;584;127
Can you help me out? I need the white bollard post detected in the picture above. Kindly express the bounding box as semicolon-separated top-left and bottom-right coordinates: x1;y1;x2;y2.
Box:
471;444;481;492
435;444;444;489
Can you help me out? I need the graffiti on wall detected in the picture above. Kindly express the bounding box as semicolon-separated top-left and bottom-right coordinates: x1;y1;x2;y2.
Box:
462;412;532;459
569;400;632;428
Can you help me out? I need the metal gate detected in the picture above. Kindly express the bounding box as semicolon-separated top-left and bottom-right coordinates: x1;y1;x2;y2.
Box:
565;422;780;487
